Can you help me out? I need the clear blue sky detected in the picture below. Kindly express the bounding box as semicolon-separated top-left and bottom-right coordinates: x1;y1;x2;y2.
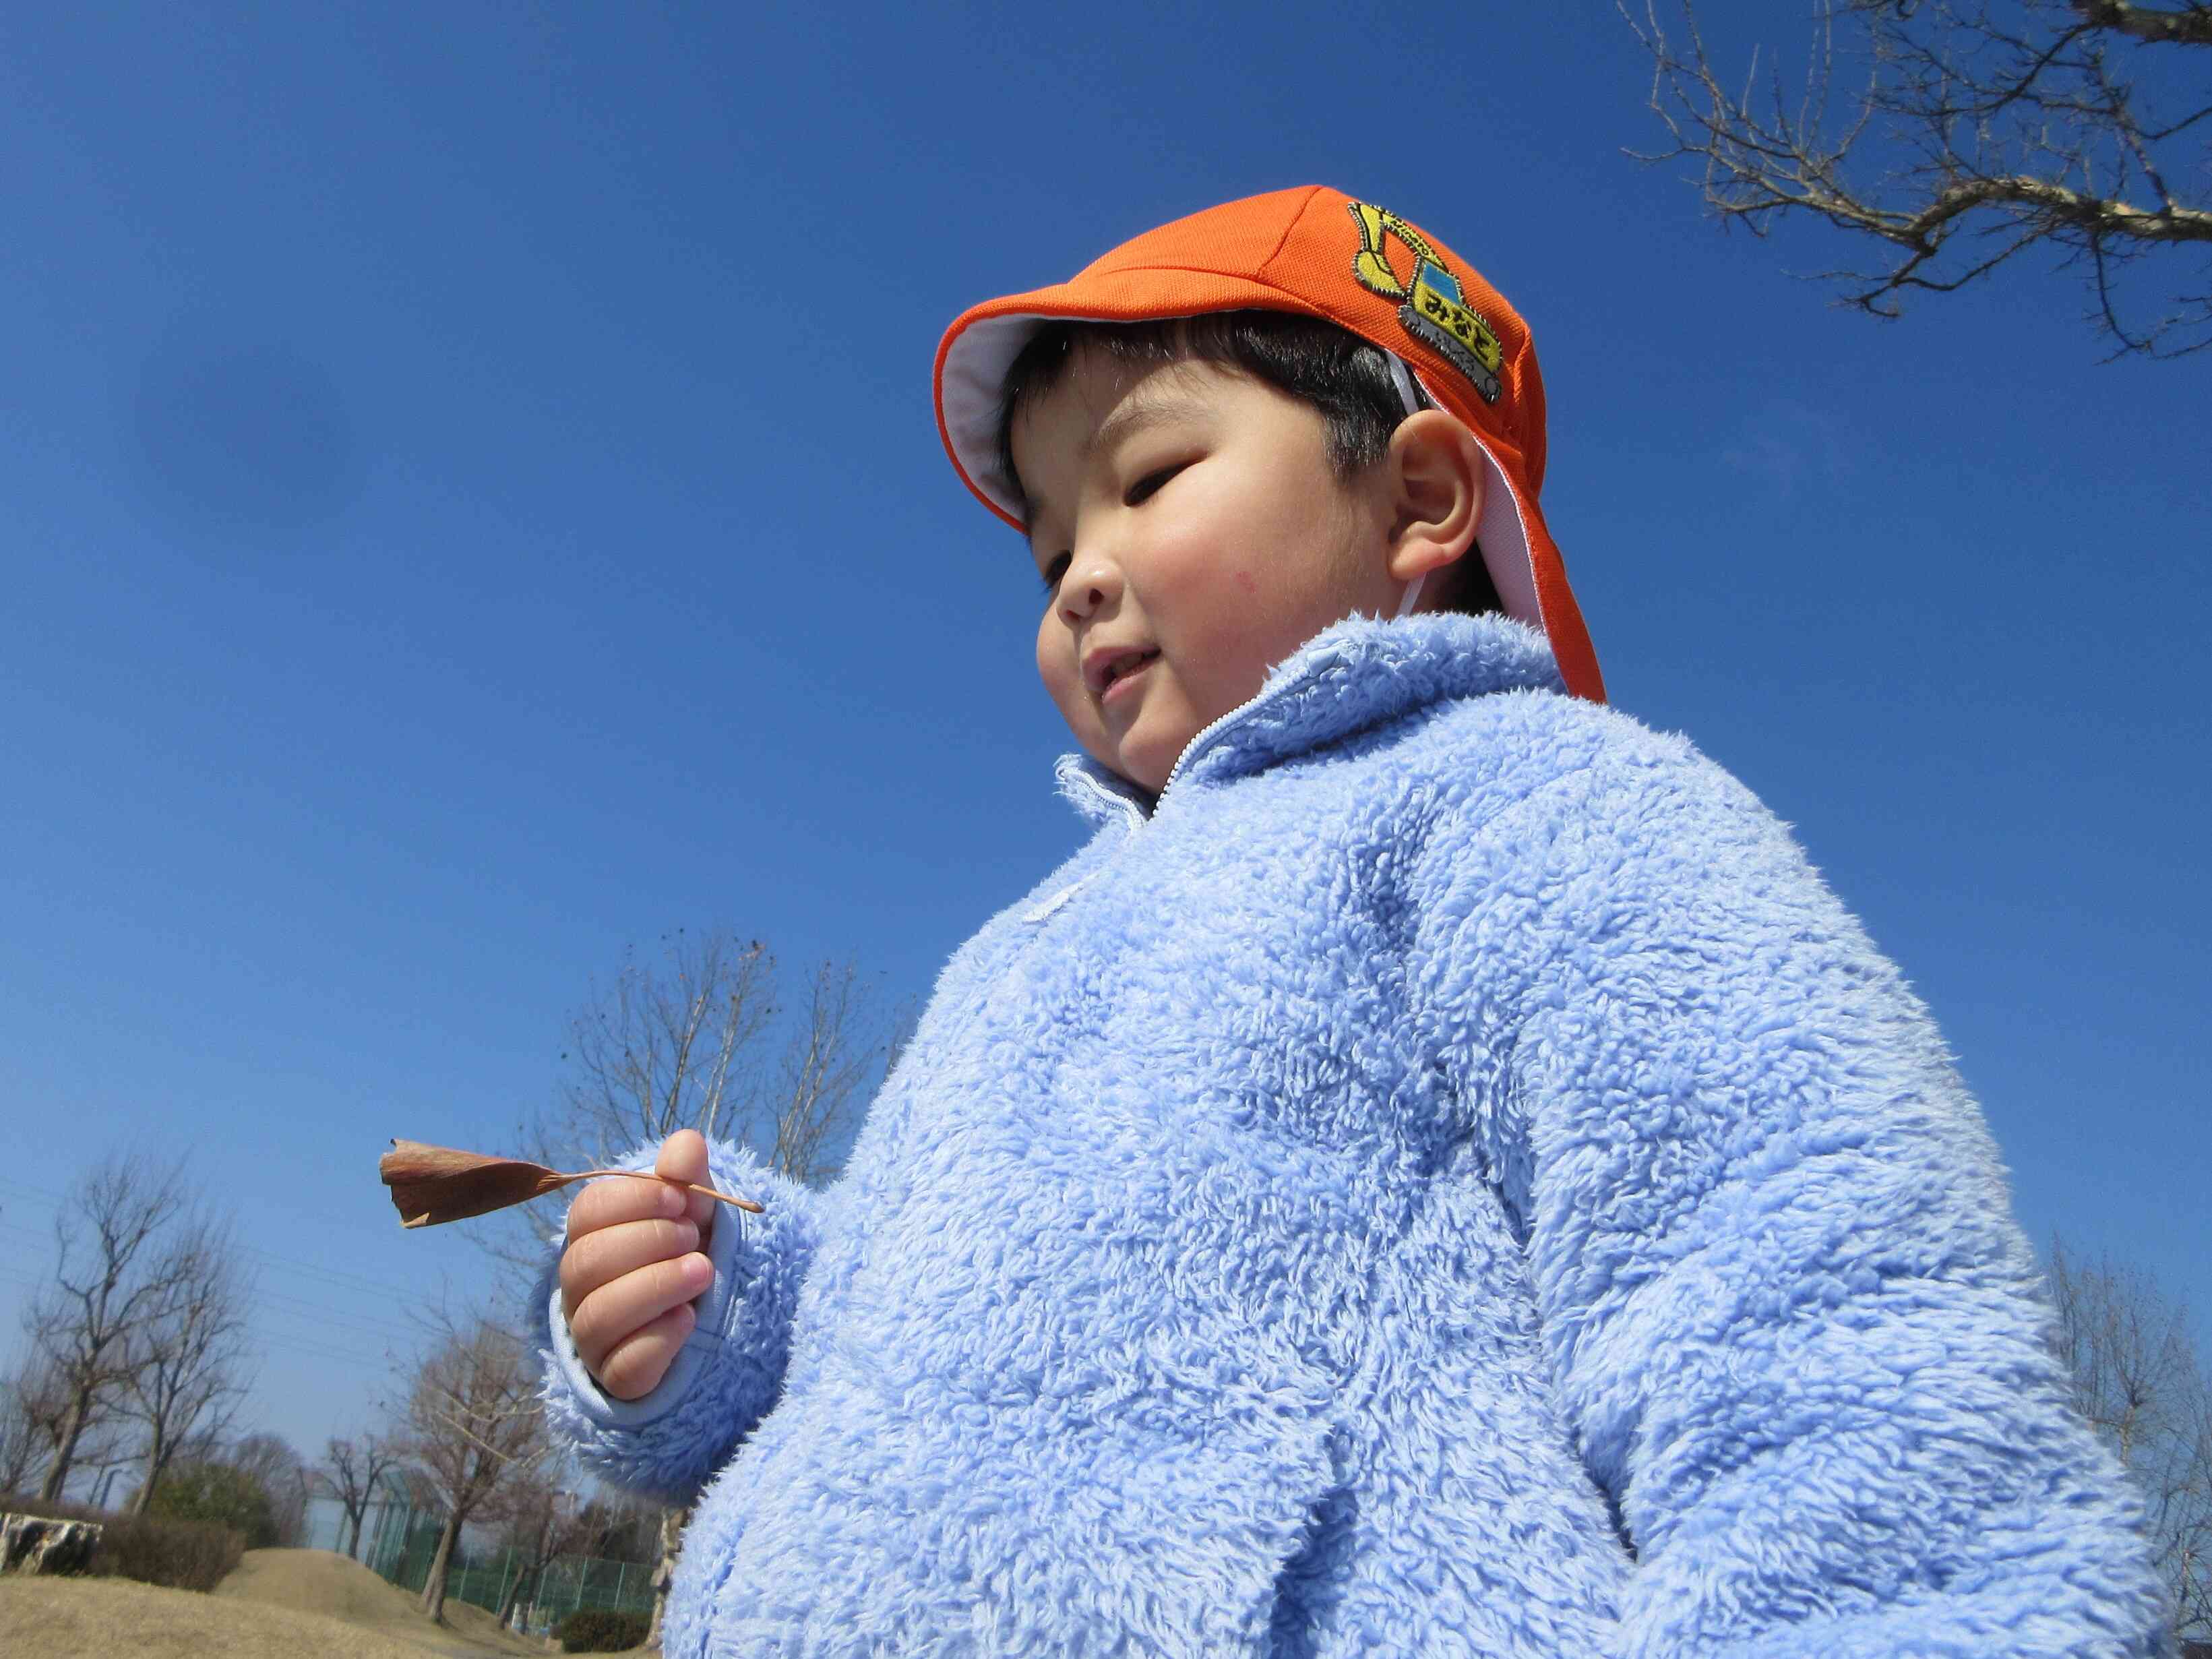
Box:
1;3;2204;1470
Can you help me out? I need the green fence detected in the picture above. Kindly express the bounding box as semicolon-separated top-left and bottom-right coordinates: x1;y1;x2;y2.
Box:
365;1497;654;1635
532;1552;655;1626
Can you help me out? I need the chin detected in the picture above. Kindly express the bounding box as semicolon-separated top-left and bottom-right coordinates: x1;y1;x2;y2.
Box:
1087;741;1160;795
1119;753;1175;795
1086;717;1181;795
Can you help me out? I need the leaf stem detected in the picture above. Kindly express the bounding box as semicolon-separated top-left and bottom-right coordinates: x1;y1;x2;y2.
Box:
569;1169;764;1213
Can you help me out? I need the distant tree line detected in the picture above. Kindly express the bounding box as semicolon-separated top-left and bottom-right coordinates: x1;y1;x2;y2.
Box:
0;927;903;1639
2;1153;256;1515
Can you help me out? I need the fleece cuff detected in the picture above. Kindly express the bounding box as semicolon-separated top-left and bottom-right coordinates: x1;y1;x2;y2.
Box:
541;1165;758;1431
537;1139;818;1504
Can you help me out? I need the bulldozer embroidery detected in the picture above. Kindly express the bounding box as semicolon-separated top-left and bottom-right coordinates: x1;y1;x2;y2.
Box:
1347;201;1504;404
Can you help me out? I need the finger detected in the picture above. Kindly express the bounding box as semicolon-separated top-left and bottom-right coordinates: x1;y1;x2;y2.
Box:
596;1301;698;1402
567;1167;687;1244
656;1129;717;1237
559;1215;699;1321
567;1250;713;1377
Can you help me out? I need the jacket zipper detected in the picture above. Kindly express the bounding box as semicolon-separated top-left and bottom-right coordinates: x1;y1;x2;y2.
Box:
1154;672;1293;808
1030;666;1316;923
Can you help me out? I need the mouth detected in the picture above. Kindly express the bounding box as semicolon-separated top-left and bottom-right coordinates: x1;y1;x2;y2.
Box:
1090;646;1160;700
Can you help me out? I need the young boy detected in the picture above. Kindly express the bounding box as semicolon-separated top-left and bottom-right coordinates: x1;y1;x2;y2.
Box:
540;187;2169;1656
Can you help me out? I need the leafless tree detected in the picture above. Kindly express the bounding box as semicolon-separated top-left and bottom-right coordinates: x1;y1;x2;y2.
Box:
2045;1237;2212;1641
321;1432;402;1560
119;1215;255;1516
486;1468;592;1629
567;1490;663;1563
644;1503;687;1648
768;958;899;1188
228;1432;312;1547
474;929;768;1292
24;1155;193;1502
400;1319;548;1623
0;1364;63;1495
548;928;903;1180
522;930;908;1637
0;1383;32;1497
557;928;780;1159
1624;1;2212;356
482;928;903;1297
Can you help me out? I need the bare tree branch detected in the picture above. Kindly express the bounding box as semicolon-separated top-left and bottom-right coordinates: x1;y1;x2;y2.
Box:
2078;1;2212;48
119;1213;256;1517
482;928;905;1295
485;928;910;1631
319;1432;402;1560
2046;1236;2212;1639
484;1468;600;1631
22;1155;193;1503
558;928;777;1161
0;1364;65;1495
398;1317;547;1623
1624;0;2212;355
226;1432;313;1547
771;960;886;1189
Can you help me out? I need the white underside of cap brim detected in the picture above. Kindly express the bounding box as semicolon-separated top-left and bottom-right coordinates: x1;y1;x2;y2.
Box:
941;312;1113;522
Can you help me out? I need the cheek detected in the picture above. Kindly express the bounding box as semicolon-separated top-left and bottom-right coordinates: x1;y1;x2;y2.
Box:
1036;617;1083;720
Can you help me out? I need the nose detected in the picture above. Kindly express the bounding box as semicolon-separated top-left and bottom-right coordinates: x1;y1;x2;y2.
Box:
1056;548;1121;625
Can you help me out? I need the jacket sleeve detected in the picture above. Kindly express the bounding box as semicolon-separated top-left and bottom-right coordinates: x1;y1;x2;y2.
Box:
536;1137;826;1507
1411;729;2170;1658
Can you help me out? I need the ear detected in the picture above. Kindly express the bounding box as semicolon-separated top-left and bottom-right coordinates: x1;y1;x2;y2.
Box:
1382;409;1485;589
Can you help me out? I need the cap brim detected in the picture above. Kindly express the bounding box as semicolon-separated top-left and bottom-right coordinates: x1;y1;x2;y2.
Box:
936;268;1336;527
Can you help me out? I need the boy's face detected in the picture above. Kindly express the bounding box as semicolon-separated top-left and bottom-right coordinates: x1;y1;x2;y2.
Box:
1013;353;1403;794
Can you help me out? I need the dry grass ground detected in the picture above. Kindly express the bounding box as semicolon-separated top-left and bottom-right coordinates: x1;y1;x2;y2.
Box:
0;1546;573;1658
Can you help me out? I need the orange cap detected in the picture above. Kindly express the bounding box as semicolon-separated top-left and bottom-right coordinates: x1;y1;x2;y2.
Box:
935;185;1603;704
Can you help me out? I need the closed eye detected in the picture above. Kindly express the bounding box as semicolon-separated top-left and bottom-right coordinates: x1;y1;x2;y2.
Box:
1124;462;1186;507
1037;551;1070;597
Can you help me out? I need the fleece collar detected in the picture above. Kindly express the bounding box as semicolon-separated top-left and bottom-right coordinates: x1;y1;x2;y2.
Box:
1057;610;1566;826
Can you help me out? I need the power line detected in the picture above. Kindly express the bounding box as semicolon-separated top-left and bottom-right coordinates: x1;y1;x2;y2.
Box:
0;1221;433;1359
1;1280;414;1368
0;1178;501;1306
251;1284;418;1346
0;1267;394;1375
1;1248;540;1364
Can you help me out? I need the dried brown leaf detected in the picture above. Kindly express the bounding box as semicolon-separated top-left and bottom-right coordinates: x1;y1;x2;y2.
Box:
379;1139;763;1230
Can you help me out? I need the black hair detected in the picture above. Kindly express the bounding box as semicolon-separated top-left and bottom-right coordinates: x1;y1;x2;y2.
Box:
995;309;1500;617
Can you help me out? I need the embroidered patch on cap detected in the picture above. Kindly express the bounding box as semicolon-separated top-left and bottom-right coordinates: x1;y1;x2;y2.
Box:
1347;202;1504;404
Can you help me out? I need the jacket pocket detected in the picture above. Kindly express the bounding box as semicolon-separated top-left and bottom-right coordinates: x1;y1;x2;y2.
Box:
677;1352;1336;1656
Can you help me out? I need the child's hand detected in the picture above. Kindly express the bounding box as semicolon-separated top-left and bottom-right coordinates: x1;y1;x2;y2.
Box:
559;1129;718;1401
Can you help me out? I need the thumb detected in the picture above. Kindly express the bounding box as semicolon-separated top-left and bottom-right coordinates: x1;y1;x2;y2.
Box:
655;1129;717;1238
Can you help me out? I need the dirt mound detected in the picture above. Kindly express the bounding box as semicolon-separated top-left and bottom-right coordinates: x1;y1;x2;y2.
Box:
215;1548;545;1654
216;1545;427;1623
0;1548;557;1658
0;1573;460;1659
445;1591;546;1648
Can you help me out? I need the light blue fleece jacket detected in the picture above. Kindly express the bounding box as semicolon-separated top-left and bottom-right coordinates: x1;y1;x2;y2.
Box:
540;611;2170;1658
